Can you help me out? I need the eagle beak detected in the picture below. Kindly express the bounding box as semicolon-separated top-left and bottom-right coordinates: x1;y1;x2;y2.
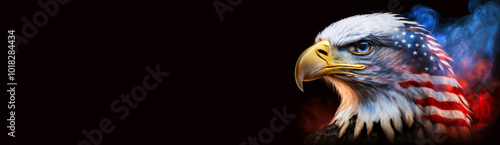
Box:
294;40;365;92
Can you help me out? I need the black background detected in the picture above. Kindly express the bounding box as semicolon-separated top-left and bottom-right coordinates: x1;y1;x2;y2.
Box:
5;0;500;145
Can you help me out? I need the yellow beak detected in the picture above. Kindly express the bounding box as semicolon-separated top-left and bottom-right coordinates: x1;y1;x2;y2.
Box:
294;40;365;92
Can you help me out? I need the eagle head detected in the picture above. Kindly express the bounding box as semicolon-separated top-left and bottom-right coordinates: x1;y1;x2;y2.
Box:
295;13;472;143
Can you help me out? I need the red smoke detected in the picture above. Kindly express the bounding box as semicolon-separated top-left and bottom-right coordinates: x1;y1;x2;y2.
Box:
456;58;499;131
297;96;337;135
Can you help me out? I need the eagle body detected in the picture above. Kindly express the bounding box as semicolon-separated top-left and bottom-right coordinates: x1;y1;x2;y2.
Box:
294;13;472;144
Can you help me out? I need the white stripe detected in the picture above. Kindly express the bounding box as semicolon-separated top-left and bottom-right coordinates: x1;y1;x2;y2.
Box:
412;88;465;104
427;75;459;86
403;73;460;86
427;45;454;62
421;106;471;124
427;43;444;51
407;23;425;27
427;46;447;54
434;53;453;61
439;59;454;67
441;60;451;68
459;95;470;108
400;20;422;26
427;47;454;62
409;26;430;33
414;32;426;35
428;40;442;47
437;57;453;64
427;46;447;55
425;34;437;40
399;86;470;111
447;67;456;75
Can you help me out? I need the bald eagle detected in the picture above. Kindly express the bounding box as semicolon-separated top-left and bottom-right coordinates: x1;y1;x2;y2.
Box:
294;13;475;144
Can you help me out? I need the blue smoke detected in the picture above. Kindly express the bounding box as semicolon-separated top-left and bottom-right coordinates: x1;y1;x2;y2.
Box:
406;5;440;33
404;0;500;77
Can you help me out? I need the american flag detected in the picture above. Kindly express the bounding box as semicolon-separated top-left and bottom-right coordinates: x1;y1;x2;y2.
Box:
392;24;472;138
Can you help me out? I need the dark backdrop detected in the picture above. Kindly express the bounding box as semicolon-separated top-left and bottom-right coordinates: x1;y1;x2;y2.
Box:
5;0;499;145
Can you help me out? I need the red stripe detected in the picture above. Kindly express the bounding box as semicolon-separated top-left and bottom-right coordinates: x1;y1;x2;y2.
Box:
430;51;452;60
406;67;455;77
422;115;469;126
428;49;450;59
425;38;452;58
414;97;470;115
434;55;450;64
401;28;424;32
398;80;463;95
428;48;453;61
426;37;437;42
399;80;467;106
427;45;445;52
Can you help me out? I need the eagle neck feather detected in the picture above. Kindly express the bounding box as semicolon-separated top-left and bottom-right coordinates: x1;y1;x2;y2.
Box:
324;76;417;141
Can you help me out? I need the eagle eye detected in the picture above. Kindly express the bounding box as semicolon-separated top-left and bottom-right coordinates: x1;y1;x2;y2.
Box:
349;41;373;55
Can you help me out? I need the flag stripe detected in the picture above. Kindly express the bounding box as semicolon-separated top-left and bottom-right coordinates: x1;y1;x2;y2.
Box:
415;97;466;111
427;45;453;61
399;80;469;109
422;106;471;124
422;115;469;126
414;97;470;116
398;81;471;112
406;67;455;77
395;25;471;137
403;73;460;86
412;88;467;105
398;81;463;95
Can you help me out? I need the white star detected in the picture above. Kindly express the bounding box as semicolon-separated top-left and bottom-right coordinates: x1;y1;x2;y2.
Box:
420;37;424;40
402;31;406;36
410;34;414;39
395;41;399;45
425;67;429;71
422;44;426;48
430;56;434;61
433;66;437;70
407;44;412;48
415;43;419;47
423;52;427;56
413;51;418;55
402;39;406;43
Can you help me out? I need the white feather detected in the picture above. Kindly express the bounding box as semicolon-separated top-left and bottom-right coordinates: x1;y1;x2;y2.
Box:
366;120;374;135
353;119;364;138
316;13;419;46
393;116;404;134
381;117;395;142
338;120;350;138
